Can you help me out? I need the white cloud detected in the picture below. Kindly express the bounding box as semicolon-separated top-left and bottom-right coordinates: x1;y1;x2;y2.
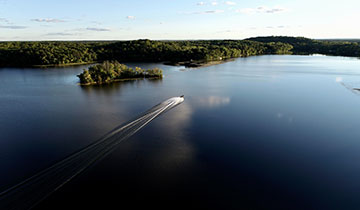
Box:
0;18;9;22
203;9;224;14
211;1;218;6
46;32;73;36
264;25;290;29
126;16;136;20
261;6;287;13
0;25;26;29
237;8;254;14
237;6;287;14
336;77;343;83
86;27;111;31
90;21;102;25
180;9;225;15
215;29;233;33
197;2;205;6
225;1;236;5
31;18;65;23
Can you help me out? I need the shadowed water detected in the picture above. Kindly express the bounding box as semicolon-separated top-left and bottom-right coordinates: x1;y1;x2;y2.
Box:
0;96;183;210
1;55;360;209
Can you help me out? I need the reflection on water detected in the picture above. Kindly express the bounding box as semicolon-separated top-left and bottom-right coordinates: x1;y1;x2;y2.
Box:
80;81;127;94
336;77;360;96
2;55;360;209
147;96;232;171
0;97;184;210
276;112;294;123
150;102;194;171
80;78;163;95
194;96;231;108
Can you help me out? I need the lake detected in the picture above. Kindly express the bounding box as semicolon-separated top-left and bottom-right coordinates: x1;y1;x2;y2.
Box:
1;55;360;209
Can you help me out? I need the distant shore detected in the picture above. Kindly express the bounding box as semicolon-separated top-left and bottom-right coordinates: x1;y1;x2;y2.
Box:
33;59;235;69
2;36;359;69
164;58;235;68
32;61;96;68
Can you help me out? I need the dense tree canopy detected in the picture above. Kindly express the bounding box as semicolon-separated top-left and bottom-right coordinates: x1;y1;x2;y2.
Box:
0;42;100;66
247;36;360;57
0;37;359;68
96;39;293;62
77;61;162;85
0;39;292;67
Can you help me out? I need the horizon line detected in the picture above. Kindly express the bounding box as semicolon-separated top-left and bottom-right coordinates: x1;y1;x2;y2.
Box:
1;37;360;42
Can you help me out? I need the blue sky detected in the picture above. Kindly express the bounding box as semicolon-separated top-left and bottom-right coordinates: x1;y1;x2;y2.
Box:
0;0;359;40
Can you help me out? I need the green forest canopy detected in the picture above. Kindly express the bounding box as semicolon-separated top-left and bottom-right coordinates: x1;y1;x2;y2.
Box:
0;36;359;67
77;61;163;85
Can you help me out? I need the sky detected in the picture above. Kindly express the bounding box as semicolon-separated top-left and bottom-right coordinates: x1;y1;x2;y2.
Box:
0;0;359;41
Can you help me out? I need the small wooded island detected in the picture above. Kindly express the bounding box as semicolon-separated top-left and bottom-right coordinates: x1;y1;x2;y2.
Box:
78;61;163;85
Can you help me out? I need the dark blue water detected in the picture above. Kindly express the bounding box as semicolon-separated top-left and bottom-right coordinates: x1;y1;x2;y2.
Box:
1;55;360;209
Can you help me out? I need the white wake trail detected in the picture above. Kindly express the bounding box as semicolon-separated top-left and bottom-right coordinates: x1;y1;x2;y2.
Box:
0;96;184;210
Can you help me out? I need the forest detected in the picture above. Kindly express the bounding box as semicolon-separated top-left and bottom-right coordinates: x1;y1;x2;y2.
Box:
247;36;360;57
77;61;163;85
0;39;292;67
0;37;359;67
0;41;100;66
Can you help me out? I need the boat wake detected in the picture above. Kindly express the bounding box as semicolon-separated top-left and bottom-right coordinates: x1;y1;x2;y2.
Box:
0;96;184;210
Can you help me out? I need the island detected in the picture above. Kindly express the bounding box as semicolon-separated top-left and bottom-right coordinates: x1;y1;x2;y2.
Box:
77;61;163;85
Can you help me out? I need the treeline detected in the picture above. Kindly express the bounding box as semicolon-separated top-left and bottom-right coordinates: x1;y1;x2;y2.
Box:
78;61;162;85
320;39;360;44
0;40;292;67
96;39;293;63
246;36;360;57
0;42;101;66
1;37;359;67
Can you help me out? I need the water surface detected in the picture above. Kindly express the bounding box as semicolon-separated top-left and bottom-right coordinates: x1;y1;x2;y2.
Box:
1;55;360;209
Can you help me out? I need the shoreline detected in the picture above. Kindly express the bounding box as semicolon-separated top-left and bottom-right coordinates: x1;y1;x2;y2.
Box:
2;53;357;69
0;62;97;69
79;77;162;86
32;61;96;68
163;58;236;68
1;59;234;69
